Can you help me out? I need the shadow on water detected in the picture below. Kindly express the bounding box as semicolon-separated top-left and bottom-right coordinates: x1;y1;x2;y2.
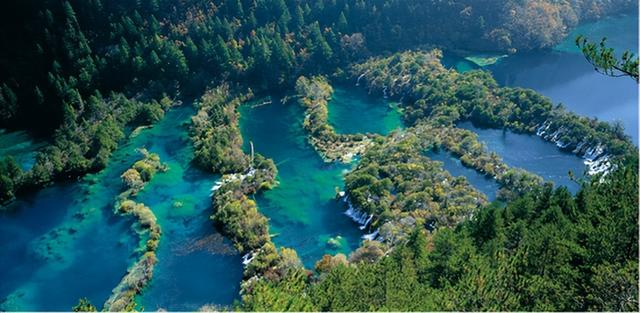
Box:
0;129;48;170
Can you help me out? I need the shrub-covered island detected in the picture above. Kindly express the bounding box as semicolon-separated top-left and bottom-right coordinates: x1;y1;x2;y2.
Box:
104;149;166;311
295;76;377;163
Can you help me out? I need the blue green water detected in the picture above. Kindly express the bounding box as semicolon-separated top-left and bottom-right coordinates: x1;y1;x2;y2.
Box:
239;98;364;267
443;15;638;143
440;15;636;195
0;104;243;311
554;14;638;54
458;122;585;194
0;140;138;310
441;54;478;73
328;87;402;135
0;129;47;170
133;105;243;311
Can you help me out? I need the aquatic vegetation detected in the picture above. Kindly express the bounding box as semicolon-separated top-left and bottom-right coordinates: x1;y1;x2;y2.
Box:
210;154;277;253
72;298;97;312
210;156;312;298
326;236;343;249
464;55;508;67
102;151;166;311
295;76;375;162
193;92;308;295
174;233;237;256
0;1;636;311
28;207;99;266
238;95;367;267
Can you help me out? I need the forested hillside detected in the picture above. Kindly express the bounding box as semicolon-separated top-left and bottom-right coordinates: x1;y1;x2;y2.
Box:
242;156;639;311
0;0;633;203
1;0;633;130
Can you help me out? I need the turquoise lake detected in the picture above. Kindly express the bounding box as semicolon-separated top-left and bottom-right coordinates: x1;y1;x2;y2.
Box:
128;105;243;311
239;91;402;267
241;99;360;267
0;129;47;170
0;104;243;311
328;87;402;135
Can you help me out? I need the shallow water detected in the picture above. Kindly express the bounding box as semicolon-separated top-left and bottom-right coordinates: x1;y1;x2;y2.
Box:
458;122;586;194
328;87;402;135
426;150;501;201
441;54;478;73
132;105;243;311
240;98;365;267
0;129;47;170
488;14;639;143
1;142;138;311
0;104;243;311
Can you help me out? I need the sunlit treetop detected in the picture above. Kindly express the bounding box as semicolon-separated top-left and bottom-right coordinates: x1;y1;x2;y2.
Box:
576;35;639;82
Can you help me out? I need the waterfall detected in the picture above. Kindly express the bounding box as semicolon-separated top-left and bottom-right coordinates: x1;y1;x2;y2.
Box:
342;195;380;238
356;72;367;86
359;214;373;230
345;205;370;225
572;141;587;154
536;120;551;136
556;140;569;149
536;120;612;176
362;229;379;241
584;154;612;175
344;198;372;226
242;252;256;266
583;143;605;161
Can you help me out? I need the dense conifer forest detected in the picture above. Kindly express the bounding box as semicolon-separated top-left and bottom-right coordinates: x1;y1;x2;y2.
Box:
0;0;637;312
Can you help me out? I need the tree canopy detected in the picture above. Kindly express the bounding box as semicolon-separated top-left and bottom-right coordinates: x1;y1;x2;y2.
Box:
577;35;639;82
